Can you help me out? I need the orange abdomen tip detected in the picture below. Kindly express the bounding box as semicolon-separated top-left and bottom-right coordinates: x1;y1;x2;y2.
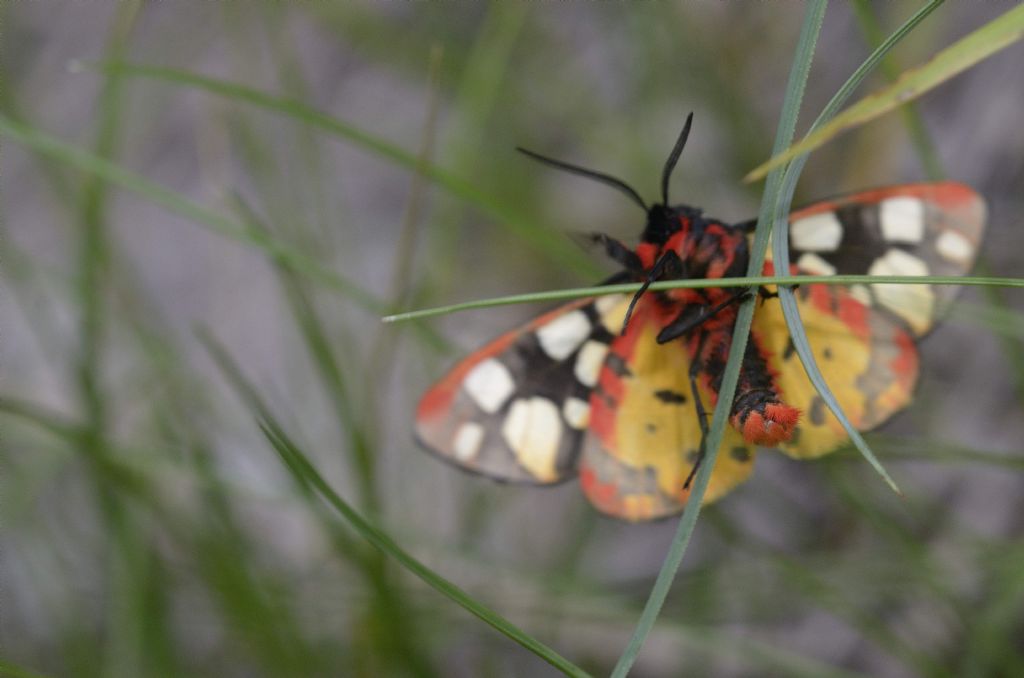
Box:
733;403;800;446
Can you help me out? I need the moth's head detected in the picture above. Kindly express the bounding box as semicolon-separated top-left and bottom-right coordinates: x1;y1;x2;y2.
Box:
516;112;700;246
642;203;704;246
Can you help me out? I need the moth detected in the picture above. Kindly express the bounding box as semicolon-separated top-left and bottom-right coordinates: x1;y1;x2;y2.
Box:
415;114;985;521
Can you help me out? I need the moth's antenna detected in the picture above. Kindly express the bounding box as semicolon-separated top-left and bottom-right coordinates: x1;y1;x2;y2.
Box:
516;146;649;213
660;112;693;207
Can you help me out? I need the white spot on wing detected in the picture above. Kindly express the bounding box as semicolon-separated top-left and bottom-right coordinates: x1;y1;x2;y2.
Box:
562;397;590;429
595;294;622;316
849;284;872;307
868;249;934;333
596;295;627;332
869;248;929;277
464;359;515;413
790;211;843;252
536;310;591;360
796;252;837;276
452;423;485;462
501;397;562;482
574;340;609;387
880;197;924;243
936;230;974;264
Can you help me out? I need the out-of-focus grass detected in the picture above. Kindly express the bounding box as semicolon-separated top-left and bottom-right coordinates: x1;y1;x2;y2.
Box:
2;2;1023;677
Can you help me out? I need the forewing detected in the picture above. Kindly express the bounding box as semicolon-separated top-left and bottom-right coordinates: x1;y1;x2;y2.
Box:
416;296;624;484
579;297;756;521
752;182;984;459
775;182;985;336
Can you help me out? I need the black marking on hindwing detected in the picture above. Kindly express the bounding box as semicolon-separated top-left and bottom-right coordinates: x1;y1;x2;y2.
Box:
654;389;688;404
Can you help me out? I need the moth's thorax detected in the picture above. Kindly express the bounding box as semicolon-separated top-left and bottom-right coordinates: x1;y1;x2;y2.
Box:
636;204;751;289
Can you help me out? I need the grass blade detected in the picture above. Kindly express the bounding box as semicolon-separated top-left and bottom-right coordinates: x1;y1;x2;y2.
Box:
746;2;1024;181
610;3;829;675
383;274;1024;323
0;114;385;314
0;658;52;678
80;61;598;277
768;0;957;495
199;332;592;678
850;0;945;181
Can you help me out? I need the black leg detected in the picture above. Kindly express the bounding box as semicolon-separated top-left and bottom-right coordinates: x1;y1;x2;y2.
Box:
656;289;750;344
621;250;683;334
684;334;710;490
588;233;644;275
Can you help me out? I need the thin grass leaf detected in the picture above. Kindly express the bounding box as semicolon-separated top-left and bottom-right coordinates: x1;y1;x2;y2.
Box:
751;535;944;675
190;528;325;674
850;0;945;181
974;261;1024;405
76;8;147;673
711;497;945;673
521;583;869;678
862;438;1024;469
611;4;829;675
675;628;870;678
769;0;956;495
383;44;443;312
231;195;381;513
0;658;52;678
383;274;1024;323
1;398;323;675
199;332;591;678
746;3;1024;181
958;541;1024;677
196;326;433;675
254;425;435;678
780;290;899;494
0;114;385;315
846;3;1024;432
81;61;598;277
426;2;532;296
0;396;88;442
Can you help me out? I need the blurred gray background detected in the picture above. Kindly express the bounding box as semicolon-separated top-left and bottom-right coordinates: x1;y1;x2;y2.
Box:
2;2;1023;676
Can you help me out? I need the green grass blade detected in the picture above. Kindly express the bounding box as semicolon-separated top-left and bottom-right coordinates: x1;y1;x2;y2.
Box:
610;4;829;675
230;195;382;513
769;0;956;495
199;332;591;678
383;274;1024;323
973;263;1024;402
850;0;945;181
81;61;597;276
779;289;899;494
0;658;52;678
811;0;946;133
76;7;146;670
0;114;385;314
746;2;1024;181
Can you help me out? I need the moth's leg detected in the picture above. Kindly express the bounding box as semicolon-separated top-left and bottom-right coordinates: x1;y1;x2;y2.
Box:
656;288;750;344
683;333;711;490
621;249;684;334
588;233;644;275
